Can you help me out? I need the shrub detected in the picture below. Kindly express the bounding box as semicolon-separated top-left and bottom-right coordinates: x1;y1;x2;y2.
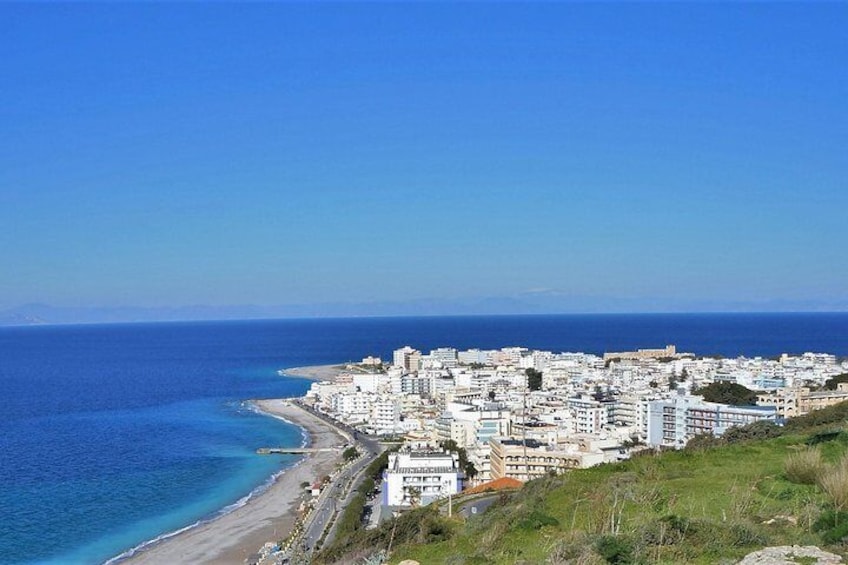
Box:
693;382;757;405
785;447;825;485
594;535;633;564
517;509;560;531
723;420;783;443
806;430;844;445
813;510;848;543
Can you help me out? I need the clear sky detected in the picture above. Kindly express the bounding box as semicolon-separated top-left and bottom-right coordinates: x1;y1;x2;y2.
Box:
2;3;846;313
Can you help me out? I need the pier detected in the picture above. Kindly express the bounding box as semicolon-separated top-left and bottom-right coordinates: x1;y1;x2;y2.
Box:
256;447;341;455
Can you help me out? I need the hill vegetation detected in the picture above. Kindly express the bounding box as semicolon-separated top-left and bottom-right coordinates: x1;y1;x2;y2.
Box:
692;381;758;405
325;401;848;564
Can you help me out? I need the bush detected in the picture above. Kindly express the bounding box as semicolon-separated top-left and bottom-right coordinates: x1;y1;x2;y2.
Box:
517;509;560;531
723;420;783;443
685;433;724;451
693;382;757;405
807;430;845;445
785;447;825;485
594;535;633;564
824;373;848;391
813;510;848;543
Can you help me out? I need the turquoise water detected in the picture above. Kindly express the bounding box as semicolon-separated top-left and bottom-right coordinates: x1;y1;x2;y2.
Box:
1;323;310;564
2;314;847;564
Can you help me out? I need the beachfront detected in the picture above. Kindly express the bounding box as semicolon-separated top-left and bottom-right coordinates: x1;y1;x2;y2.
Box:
121;397;347;565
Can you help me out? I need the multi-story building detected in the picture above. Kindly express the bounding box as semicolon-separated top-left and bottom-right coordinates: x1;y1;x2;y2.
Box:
401;372;433;397
434;414;476;447
568;395;608;435
383;449;461;507
646;394;777;449
371;400;401;435
489;437;604;482
458;348;492;366
430;347;459;368
757;383;848;419
393;346;422;373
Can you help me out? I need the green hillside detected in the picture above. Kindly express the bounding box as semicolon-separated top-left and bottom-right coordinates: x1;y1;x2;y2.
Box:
325;402;848;564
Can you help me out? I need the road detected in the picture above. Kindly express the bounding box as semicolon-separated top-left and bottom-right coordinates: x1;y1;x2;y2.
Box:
456;493;500;519
286;400;383;562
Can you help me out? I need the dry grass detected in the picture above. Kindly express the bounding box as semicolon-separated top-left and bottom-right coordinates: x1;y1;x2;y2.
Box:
785;447;825;485
818;454;848;511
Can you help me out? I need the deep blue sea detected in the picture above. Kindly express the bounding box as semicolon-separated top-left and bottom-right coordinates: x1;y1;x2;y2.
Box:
1;313;847;564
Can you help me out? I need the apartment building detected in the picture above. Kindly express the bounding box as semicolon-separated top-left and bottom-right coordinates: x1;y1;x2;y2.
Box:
384;449;461;507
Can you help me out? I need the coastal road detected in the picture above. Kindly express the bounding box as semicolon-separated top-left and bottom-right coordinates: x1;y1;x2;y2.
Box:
301;437;382;554
287;400;383;561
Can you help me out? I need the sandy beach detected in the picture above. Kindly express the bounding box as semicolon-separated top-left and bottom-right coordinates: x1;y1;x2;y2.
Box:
281;364;349;382
121;399;346;565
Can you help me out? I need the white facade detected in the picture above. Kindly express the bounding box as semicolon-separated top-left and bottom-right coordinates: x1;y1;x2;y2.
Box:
384;450;461;507
647;394;777;449
393;346;422;373
371;400;401;434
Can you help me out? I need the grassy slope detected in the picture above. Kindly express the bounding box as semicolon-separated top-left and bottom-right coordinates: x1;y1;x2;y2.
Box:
389;430;848;564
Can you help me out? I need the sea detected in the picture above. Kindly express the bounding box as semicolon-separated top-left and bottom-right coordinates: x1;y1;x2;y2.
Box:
2;313;848;564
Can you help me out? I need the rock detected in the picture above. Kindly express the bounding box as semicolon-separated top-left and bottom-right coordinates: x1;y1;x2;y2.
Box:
738;545;843;564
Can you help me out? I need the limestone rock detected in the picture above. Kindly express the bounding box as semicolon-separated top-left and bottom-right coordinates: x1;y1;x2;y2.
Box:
738;545;843;564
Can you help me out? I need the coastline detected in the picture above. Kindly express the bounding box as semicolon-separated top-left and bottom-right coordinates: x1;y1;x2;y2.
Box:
118;398;347;565
281;363;348;382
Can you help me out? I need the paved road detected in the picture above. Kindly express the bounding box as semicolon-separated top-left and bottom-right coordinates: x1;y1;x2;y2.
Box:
456;494;499;519
287;400;384;561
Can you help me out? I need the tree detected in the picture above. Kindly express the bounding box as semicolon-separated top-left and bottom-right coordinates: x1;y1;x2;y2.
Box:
525;368;543;391
343;446;360;461
824;373;848;390
488;390;496;401
693;381;757;405
440;440;477;480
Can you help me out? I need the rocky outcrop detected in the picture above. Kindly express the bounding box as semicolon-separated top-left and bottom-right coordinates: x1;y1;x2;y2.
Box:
739;545;843;564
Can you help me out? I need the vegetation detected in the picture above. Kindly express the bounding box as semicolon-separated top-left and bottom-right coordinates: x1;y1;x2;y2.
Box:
376;402;848;564
440;439;478;481
343;446;360;462
525;368;542;391
824;373;848;391
785;447;825;485
314;448;395;563
693;381;758;405
315;499;457;564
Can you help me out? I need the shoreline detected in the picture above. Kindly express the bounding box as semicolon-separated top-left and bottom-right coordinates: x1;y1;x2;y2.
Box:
280;363;348;382
118;398;347;565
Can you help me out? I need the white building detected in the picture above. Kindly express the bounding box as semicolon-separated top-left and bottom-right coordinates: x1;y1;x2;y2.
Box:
393;346;422;373
430;347;459;368
384;449;462;507
371;400;401;435
646;394;777;449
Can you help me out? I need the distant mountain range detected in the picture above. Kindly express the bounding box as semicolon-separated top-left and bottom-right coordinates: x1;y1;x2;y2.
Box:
1;294;847;326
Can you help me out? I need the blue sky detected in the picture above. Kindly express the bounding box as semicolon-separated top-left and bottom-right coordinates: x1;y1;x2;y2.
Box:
2;3;846;313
